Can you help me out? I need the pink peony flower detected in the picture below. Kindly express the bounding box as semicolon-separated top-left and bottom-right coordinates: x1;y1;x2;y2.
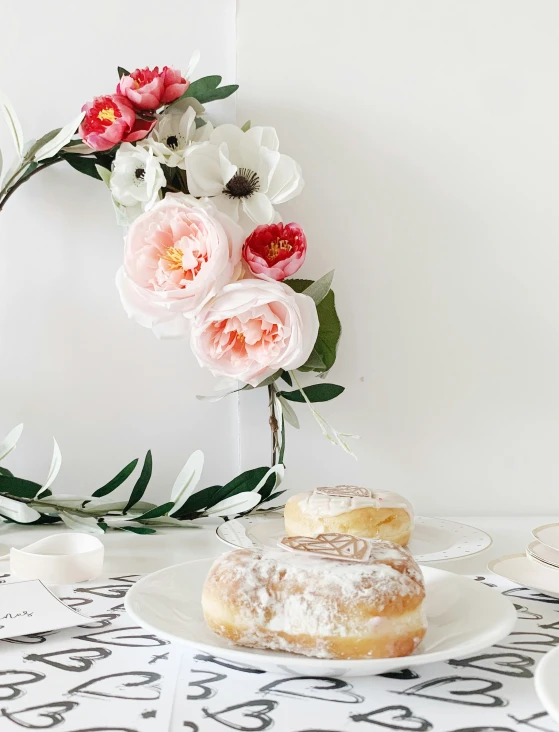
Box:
116;194;244;338
118;66;188;111
243;222;307;281
190;279;319;386
80;95;154;151
161;66;189;104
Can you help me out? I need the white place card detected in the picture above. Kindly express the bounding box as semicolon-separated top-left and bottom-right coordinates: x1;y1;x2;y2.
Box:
0;579;88;639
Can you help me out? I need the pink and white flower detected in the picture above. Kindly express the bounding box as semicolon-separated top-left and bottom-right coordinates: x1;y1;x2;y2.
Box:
117;66;188;111
243;222;306;280
190;279;319;386
116;194;244;338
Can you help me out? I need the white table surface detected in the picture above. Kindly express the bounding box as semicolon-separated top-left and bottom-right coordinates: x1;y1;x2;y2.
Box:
0;515;549;574
0;516;556;732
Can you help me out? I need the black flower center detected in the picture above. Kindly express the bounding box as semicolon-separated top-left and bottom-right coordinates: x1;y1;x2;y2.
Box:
224;168;260;198
135;168;145;181
166;135;179;149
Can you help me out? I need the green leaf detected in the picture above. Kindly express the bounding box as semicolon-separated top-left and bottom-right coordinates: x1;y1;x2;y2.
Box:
95;164;112;187
286;279;341;372
183;75;239;104
119;526;157;535
0;467;13;477
279;371;292;387
241;120;251;132
118;66;130;79
0;475;41;499
258;474;279;501
92;458;139;498
260;490;286;505
25;129;61;161
173;484;222;517
194;117;207;129
123;451;152;514
279;384;345;403
63;154;104;180
211;467;269;505
254;371;282;388
133;501;174;520
303;270;334;305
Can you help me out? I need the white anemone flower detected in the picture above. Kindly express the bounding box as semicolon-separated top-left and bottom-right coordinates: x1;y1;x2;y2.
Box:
149;102;212;169
184;124;304;233
109;143;166;220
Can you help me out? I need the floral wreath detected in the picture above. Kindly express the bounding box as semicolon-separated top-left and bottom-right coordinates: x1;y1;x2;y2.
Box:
0;56;355;533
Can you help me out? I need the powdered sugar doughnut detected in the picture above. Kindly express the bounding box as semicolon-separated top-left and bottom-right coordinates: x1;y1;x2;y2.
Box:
202;538;426;660
284;486;414;545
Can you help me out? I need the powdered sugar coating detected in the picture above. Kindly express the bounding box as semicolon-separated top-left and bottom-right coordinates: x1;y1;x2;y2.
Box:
203;540;425;658
296;487;415;526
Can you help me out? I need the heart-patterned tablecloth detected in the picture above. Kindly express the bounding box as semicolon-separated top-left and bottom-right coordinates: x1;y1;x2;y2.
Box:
0;572;558;732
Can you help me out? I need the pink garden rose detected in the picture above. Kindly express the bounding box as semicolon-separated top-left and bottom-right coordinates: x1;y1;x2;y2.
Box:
116;194;244;338
243;222;307;281
190;279;319;386
80;95;154;151
118;66;188;111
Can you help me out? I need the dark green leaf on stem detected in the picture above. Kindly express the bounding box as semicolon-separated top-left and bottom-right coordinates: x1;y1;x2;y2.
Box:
279;384;345;403
92;458;139;498
260;490;286;504
123;451;152;513
285;278;342;372
133;501;174;520
173;485;223;517
279;371;292;387
211;467;268;504
119;526;157;535
63;155;105;180
0;475;42;499
118;66;130;79
0;467;14;477
182;75;239;104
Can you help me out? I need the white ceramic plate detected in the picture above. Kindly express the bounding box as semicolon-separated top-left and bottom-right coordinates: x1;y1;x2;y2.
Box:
488;554;559;599
533;523;559;552
536;644;559;724
125;558;516;677
216;516;492;563
526;540;559;570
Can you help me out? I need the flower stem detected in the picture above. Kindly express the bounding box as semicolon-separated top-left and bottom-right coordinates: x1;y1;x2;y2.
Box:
0;157;64;213
268;384;280;466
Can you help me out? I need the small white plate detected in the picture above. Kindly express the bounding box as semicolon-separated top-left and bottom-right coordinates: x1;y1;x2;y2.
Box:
536;644;559;723
125;558;516;677
488;554;559;599
216;516;492;563
533;523;559;552
526;540;559;570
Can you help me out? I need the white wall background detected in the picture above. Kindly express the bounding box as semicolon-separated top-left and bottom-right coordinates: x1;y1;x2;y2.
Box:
0;1;238;499
237;0;559;516
2;1;558;517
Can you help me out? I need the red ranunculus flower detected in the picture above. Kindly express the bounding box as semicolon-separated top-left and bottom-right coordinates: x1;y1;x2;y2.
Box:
79;95;154;152
117;66;188;111
243;222;307;281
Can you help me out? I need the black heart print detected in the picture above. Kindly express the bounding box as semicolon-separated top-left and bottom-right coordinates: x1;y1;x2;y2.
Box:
381;670;420;681
25;647;111;672
539;618;559;630
0;701;78;728
60;597;93;610
398;676;507;707
74;585;131;599
183;724;199;731
514;604;543;621
108;575;140;584
448;652;534;678
259;676;363;703
502;587;559;604
187;670;227;700
74;627;168;647
68;672;160;700
350;705;432;730
0;671;44;701
77;613;120;630
109;604;126;613
203;700;277;731
194;653;265;674
2;631;60;645
496;631;559;654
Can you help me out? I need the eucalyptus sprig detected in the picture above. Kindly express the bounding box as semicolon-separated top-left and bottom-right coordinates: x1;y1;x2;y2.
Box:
0;425;284;534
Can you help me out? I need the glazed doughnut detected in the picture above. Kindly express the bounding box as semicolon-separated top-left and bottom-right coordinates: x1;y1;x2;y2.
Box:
202;536;426;660
284;486;414;545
